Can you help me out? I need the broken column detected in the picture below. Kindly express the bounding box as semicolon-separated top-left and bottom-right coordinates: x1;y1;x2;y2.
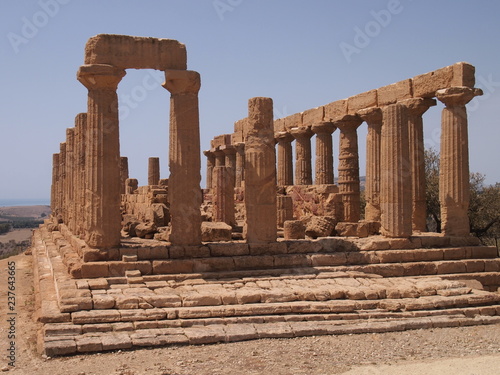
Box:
148;157;160;186
275;131;294;186
380;103;412;237
436;87;482;236
312;121;336;185
203;150;215;189
401;98;436;232
358;107;382;222
277;195;294;227
290;126;313;185
77;64;126;249
213;166;235;226
244;97;277;243
163;70;202;245
120;157;129;195
334;115;363;222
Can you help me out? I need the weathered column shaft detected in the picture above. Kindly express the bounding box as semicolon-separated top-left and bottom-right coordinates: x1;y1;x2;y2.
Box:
77;64;126;249
163;70;202;245
213;166;235;226
235;143;245;188
244;97;277;243
380;103;412;237
214;148;225;167
221;145;236;188
290;127;313;185
59;142;66;223
312;122;336;185
436;87;481;236
51;153;60;215
75;113;87;236
275;132;294;186
358;107;382;222
125;178;138;194
203;150;215;189
65;128;76;232
277;195;294;227
120;157;129;195
148;157;160;186
335;115;363;222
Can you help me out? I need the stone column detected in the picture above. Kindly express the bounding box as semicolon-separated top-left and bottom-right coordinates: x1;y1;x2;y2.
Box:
380;103;412;237
148;157;160;186
401;98;437;232
312;122;336;185
244;97;277;243
290;126;313;185
203;150;215;189
213;147;225;167
235;143;245;187
275;131;294;186
436;87;482;236
357;107;382;222
163;70;202;245
51;153;59;216
77;64;126;249
120;157;129;195
213;166;235;226
334;115;363;223
59;142;66;223
277;195;294;227
221;144;237;188
75;113;87;236
65;128;76;232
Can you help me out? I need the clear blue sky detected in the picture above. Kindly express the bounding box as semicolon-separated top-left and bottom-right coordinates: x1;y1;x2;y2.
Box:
1;0;499;200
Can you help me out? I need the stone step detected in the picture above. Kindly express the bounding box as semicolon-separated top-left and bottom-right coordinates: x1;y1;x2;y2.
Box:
41;310;500;356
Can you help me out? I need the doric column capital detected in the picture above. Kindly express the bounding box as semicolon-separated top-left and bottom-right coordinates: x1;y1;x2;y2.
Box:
333;114;363;132
311;121;336;135
399;97;437;116
289;126;313;139
220;144;236;155
436;86;483;107
357;107;382;124
203;149;214;158
274;131;294;143
235;142;245;152
162;70;201;94
213;146;225;157
77;64;126;90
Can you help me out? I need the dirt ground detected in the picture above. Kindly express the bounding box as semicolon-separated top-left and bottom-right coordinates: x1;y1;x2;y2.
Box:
0;229;33;244
1;252;500;375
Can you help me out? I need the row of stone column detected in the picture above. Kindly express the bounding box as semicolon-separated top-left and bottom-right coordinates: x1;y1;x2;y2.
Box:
204;143;245;190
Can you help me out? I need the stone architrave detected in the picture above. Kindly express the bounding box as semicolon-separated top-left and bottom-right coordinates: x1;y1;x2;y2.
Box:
290;126;313;185
244;97;277;243
380;103;412;237
436;87;482;236
203;150;215;189
51;153;59;216
75;113;87;236
59;142;66;223
148;157;160;186
400;98;436;232
120;157;129;195
275;131;294;186
213;166;235;226
311;121;336;185
235;143;245;187
65;128;76;233
357;107;382;222
334;115;363;223
77;64;126;249
221;144;237;188
163;69;202;246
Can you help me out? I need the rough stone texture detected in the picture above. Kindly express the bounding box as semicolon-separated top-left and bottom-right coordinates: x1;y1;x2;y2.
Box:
125;178;138;194
234;143;245;188
120;156;129;195
412;62;475;98
244;97;277;243
84;34;187;70
275;131;294;186
163;69;202;245
380;103;412;238
65;127;75;233
201;222;232;242
221;144;237;188
311;122;336;185
277;195;294;227
203;150;215;189
285;185;342;223
213;166;235;226
75;113;88;236
377;79;413;106
437;87;482;236
334;115;363;223
347;90;377;114
77;63;126;249
357;107;382;222
305;216;337;239
148;157;160;186
283;220;306;240
290;126;313;185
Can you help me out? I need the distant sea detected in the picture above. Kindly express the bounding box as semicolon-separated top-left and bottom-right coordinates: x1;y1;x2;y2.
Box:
0;199;50;207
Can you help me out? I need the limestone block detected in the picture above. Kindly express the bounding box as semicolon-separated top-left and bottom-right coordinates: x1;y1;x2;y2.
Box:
283;220;306;240
135;222;157;238
151;203;169;227
201;222;232;242
347;89;377;113
412;62;475;98
324;99;347;121
283;112;302;130
208;242;250;256
273;117;286;133
302;106;325;125
377;79;413;105
305;216;337;238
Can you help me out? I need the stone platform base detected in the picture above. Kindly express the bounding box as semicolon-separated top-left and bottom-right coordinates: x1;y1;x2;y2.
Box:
31;225;500;356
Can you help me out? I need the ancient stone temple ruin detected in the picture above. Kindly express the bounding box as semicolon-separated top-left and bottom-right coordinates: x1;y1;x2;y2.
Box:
32;34;500;356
